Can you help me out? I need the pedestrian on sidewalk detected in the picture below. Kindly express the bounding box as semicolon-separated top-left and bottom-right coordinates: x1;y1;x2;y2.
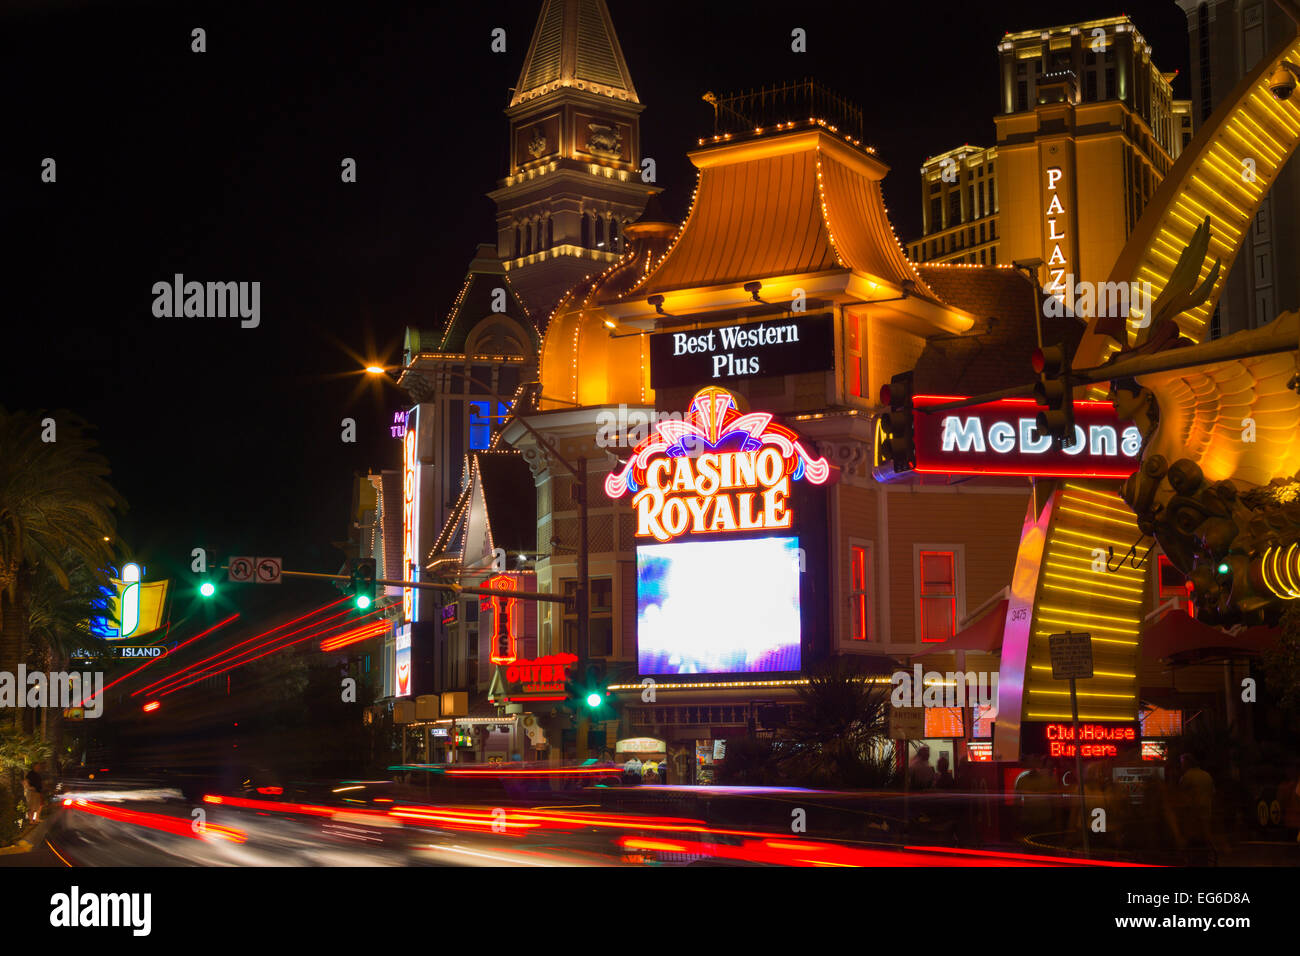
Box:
22;763;44;823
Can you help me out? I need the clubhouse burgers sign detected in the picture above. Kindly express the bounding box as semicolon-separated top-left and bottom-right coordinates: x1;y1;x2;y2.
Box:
604;386;831;542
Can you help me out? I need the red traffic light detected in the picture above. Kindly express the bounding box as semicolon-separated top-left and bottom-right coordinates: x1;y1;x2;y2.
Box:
1030;348;1046;374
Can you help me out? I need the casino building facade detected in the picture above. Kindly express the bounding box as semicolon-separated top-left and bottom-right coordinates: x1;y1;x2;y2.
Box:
376;0;1288;781
497;87;1092;778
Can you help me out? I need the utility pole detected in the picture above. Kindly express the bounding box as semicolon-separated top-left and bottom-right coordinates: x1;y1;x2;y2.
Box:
576;457;589;668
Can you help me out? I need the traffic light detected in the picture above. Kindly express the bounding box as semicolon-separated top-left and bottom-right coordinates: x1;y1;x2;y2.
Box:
1031;344;1076;447
561;663;616;720
199;579;216;598
581;663;616;721
350;559;376;609
878;371;917;475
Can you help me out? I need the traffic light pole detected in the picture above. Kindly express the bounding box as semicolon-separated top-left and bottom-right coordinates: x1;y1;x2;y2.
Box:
220;566;568;603
918;320;1299;415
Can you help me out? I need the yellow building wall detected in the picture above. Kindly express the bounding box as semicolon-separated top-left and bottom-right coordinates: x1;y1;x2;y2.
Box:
879;489;1029;646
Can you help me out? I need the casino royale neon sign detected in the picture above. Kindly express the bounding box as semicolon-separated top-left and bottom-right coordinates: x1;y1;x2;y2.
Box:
604;387;830;542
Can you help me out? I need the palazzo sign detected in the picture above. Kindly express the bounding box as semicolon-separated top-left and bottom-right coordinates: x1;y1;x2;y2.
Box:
604;386;831;542
876;396;1142;480
1044;165;1072;307
649;314;834;389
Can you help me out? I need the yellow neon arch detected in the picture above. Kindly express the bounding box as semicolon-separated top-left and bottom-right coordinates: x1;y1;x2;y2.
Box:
1075;28;1300;371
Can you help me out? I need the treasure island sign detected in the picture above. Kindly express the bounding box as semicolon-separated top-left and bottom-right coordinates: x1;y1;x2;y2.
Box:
604;386;832;541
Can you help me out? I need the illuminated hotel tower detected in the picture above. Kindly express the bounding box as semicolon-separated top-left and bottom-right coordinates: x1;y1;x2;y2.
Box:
488;0;653;321
911;16;1193;312
906;144;1001;265
1177;0;1300;336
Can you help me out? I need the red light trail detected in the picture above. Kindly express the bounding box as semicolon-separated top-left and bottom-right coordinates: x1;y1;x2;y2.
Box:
143;600;365;697
81;612;239;707
133;598;349;696
66;800;246;845
157;610;377;696
319;619;391;651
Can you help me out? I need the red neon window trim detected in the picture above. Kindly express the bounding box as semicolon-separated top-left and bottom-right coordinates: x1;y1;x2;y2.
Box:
919;550;957;643
851;546;868;641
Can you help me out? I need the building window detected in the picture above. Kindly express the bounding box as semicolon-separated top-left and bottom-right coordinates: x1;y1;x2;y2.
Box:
929;196;942;230
919;550;957;643
562;578;613;656
850;544;872;641
469;401;511;450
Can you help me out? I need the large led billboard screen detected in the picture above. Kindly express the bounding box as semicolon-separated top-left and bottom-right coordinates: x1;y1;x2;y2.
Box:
637;536;801;675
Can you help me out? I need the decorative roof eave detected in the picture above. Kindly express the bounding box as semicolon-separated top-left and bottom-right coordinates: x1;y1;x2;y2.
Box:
687;127;888;177
600;268;973;337
602;268;850;326
843;273;975;336
506;83;647;118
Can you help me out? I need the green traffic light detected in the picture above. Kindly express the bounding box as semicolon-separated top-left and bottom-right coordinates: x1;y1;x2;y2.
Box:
356;595;372;609
1217;562;1230;575
586;692;602;708
200;581;216;598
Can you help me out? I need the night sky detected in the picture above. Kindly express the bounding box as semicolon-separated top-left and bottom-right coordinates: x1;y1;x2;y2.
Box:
1;0;1191;588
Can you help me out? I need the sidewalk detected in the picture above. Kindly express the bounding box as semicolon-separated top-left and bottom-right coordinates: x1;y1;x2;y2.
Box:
0;810;59;857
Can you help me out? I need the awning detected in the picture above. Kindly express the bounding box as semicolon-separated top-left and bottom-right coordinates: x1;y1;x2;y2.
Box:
913;599;1008;659
1142;610;1279;664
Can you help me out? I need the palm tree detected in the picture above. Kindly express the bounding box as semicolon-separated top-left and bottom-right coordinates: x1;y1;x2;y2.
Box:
0;408;124;843
781;657;897;788
28;555;116;764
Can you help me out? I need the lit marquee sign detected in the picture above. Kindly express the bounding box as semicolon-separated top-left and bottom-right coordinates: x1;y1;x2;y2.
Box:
1022;721;1139;759
648;313;834;389
402;407;420;623
875;396;1142;480
480;573;519;665
500;653;577;702
394;624;412;698
89;563;169;640
604;386;831;542
1044;166;1072;307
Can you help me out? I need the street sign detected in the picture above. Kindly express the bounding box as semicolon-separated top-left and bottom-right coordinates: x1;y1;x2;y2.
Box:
1049;631;1094;679
228;557;255;583
255;557;283;584
889;706;926;740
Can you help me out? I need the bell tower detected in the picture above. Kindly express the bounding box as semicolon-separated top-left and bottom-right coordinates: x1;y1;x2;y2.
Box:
489;0;652;321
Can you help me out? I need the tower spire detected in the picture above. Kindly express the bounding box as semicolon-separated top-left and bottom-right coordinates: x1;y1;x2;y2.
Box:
512;0;639;107
489;0;654;322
